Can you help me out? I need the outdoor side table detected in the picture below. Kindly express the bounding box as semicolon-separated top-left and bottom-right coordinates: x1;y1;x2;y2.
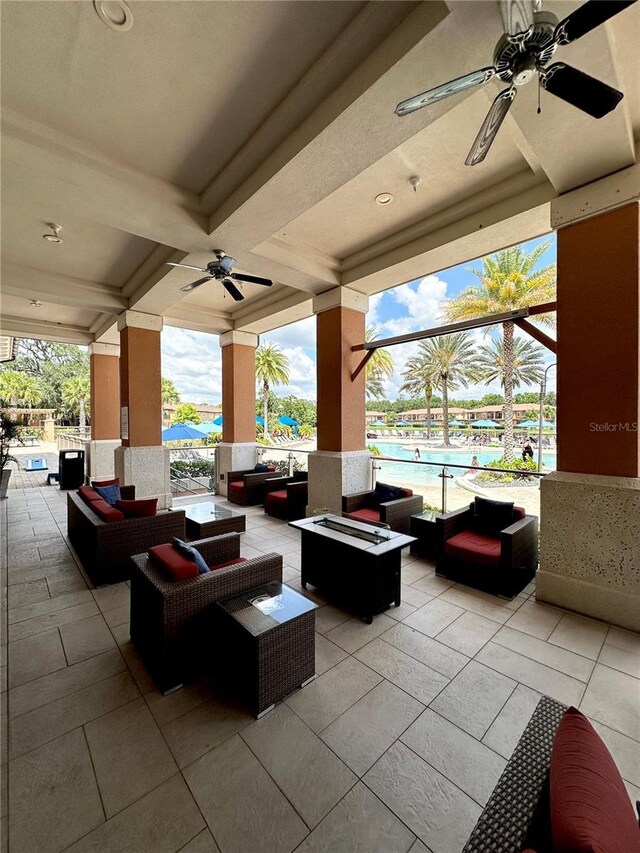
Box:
410;511;439;561
174;501;246;540
215;581;316;717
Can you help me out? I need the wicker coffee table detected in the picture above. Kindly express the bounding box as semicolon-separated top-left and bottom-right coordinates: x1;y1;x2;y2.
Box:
215;581;316;717
177;501;246;540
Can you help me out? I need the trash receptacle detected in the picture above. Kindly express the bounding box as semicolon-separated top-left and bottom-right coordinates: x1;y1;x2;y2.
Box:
58;449;85;490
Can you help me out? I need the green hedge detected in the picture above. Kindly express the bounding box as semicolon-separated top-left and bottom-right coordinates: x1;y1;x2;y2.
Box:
171;460;215;478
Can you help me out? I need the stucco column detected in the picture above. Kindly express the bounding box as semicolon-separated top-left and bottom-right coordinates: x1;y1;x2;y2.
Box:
86;342;121;483
113;311;171;507
307;288;371;514
538;190;640;630
216;330;259;496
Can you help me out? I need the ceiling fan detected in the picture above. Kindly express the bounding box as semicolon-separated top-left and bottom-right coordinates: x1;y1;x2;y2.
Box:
167;250;273;301
395;0;636;166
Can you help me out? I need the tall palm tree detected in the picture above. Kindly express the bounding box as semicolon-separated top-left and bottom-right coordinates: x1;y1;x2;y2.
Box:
62;375;90;433
400;363;436;439
444;242;555;462
0;370;43;408
364;328;394;400
255;344;290;441
475;336;545;399
403;334;477;446
161;377;180;404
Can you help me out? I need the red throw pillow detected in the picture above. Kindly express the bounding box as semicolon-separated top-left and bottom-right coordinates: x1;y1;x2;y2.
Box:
551;706;640;853
78;485;101;505
91;477;120;488
91;499;125;523
148;544;198;580
115;498;157;518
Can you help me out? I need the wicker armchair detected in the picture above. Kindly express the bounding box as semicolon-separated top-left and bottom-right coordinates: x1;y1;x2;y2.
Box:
67;488;186;586
226;467;285;506
342;488;423;535
129;533;283;693
264;477;308;521
435;502;538;599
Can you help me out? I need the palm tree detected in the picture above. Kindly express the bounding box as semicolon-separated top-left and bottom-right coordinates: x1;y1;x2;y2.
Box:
443;242;555;462
62;375;90;433
403;334;477;446
255;344;290;442
0;370;43;407
161;377;180;405
400;363;436;439
364;328;394;400
475;336;545;398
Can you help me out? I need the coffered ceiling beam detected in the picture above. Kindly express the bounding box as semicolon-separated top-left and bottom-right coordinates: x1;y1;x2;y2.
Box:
0;315;93;345
1;264;127;313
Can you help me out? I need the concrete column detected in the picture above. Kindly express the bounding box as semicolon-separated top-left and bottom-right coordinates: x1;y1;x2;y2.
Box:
113;311;171;507
539;191;640;630
307;288;371;514
86;342;121;483
216;330;259;496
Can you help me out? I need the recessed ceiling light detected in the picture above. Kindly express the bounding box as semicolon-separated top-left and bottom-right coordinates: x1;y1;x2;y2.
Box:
375;192;394;206
42;223;63;243
94;0;133;31
30;300;44;309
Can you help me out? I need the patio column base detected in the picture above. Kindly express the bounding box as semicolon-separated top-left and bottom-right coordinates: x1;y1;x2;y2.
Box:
538;471;640;631
85;440;120;484
216;442;259;497
306;450;372;516
114;445;171;509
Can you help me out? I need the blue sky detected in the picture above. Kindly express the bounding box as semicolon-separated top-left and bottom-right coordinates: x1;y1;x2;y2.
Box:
161;235;557;405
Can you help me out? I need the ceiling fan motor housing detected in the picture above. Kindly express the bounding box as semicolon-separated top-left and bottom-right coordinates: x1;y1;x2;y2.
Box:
494;11;558;85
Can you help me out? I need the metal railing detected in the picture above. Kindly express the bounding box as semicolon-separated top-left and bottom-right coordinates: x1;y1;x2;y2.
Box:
169;466;215;496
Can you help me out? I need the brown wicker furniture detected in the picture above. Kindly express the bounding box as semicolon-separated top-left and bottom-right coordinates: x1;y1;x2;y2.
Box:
409;510;440;561
129;533;282;693
436;501;538;599
342;487;423;534
263;477;308;521
175;500;246;539
226;467;286;506
67;487;186;586
215;581;316;717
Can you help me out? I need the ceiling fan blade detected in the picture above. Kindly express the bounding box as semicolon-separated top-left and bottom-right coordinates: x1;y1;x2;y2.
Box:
541;63;623;118
221;278;244;302
395;67;496;116
554;0;637;45
465;88;516;166
498;0;535;36
180;276;212;293
167;262;208;272
231;273;273;287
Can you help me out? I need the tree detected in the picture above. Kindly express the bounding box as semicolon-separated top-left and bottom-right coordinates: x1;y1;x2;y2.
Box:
475;337;545;416
1;339;89;414
514;391;539;404
62;375;90;432
400;360;437;439
403;334;477;446
0;371;43;407
279;395;317;427
161;377;180;405
172;403;201;424
444;241;556;462
480;393;504;406
255;344;290;442
364;328;394;400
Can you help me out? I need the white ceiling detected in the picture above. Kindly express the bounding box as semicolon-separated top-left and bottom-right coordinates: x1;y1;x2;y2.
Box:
1;0;638;345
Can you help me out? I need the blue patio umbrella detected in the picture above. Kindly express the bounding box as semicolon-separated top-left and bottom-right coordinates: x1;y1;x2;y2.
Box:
162;424;206;442
471;418;503;428
213;415;263;426
448;420;464;427
517;419;555;429
186;420;221;435
369;420;385;426
278;415;298;436
396;420;411;427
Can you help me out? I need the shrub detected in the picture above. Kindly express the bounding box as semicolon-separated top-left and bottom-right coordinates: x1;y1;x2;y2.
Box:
474;455;538;484
263;457;305;475
367;444;381;456
171;459;215;478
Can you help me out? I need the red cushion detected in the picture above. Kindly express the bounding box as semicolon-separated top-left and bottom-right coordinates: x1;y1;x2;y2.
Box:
399;488;413;497
445;530;501;568
148;544;198;580
228;481;244;493
90;499;125;523
266;465;276;472
78;485;101;505
550;706;640;853
347;508;381;524
513;506;526;520
91;477;120;488
266;490;288;505
209;557;248;572
115;498;157;518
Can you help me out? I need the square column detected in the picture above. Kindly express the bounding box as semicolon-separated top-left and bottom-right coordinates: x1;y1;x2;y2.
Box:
86;342;121;483
216;331;259;496
113;311;171;507
539;196;640;630
307;288;371;514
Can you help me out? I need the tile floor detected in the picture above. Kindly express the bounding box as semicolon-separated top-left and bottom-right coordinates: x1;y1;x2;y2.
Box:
1;488;640;853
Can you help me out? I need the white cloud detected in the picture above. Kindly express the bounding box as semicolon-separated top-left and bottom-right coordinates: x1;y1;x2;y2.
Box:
161;327;222;404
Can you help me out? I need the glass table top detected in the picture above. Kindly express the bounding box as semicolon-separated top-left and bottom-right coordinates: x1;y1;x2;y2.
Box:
176;502;237;522
218;582;316;637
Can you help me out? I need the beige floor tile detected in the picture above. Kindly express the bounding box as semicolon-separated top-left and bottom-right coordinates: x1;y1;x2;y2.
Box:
591;720;640;787
598;644;640;680
8;601;99;642
315;633;348;676
580;664;640;741
7;579;50;610
60;614;116;665
184;734;307;853
403;599;465;638
145;680;211;728
354;639;449;706
381;623;469;679
402;564;433;585
9;728;104;853
325;614;396;654
438;587;513;625
402;708;506;806
8;628;66;688
430;660;516;739
10;670;139;759
321;680;423;777
102;604;130;629
286;656;382;733
65;774;205;853
492;625;595;682
408;841;430;853
411;574;455;596
8;589;93;624
364;741;481;853
482;684;542;759
605;626;640;657
46;571;88;596
548;613;608;660
179;829;221;853
315;604;352;635
85;697;177;817
476;643;586;706
242;703;356;827
435;610;501;657
92;582;130;614
386;600;417;622
400;584;432;608
295;782;416;853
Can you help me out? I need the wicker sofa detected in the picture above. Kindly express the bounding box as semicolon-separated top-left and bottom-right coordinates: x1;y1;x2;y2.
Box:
226;467;285;506
129;532;282;693
342;487;423;535
67;487;186;586
264;476;308;521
